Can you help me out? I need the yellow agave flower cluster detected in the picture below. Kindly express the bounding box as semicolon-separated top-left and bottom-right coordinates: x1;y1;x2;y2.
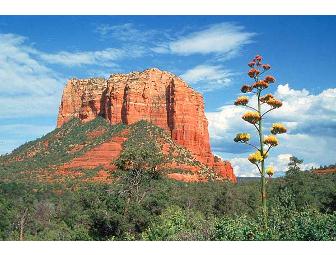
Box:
260;93;282;108
234;133;250;143
248;151;268;164
267;98;283;108
234;96;249;106
263;135;279;147
266;166;275;176
242;111;261;124
271;123;287;135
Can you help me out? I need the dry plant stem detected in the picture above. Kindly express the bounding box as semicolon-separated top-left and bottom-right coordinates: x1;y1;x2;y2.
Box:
236;56;285;230
261;107;276;118
252;123;260;133
257;88;268;229
254;163;262;175
245;142;260;151
244;105;258;112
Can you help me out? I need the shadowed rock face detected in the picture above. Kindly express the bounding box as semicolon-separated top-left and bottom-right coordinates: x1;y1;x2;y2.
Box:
57;68;236;182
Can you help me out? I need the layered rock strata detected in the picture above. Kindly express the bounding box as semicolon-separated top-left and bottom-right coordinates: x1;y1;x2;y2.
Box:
57;68;236;182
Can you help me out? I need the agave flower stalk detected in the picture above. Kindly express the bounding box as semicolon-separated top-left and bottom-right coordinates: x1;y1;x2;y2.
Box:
234;55;287;229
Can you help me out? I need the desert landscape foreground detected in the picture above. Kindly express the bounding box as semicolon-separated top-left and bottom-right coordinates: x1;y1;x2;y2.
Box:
0;68;335;241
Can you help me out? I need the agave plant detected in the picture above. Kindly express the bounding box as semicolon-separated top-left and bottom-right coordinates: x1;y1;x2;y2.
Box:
234;55;287;228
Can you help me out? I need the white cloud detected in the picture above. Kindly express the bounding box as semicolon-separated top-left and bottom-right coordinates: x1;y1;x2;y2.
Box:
0;33;63;118
272;85;336;132
157;23;255;56
95;23;158;43
181;65;234;92
0;32;148;118
229;157;260;177
95;22;255;59
40;48;124;67
0;33;66;155
228;153;319;177
151;45;169;54
0;34;67;156
39;45;147;67
207;84;336;176
1;31;145;70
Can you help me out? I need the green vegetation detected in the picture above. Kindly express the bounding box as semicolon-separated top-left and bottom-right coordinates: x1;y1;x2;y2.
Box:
234;55;287;228
114;120;214;179
0;163;335;240
0;117;125;181
115;120;165;175
0;118;335;241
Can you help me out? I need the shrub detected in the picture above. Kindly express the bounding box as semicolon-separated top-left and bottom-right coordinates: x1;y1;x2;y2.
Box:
142;205;214;241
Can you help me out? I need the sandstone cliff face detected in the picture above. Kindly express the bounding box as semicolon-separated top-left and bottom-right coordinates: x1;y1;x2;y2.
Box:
57;68;236;182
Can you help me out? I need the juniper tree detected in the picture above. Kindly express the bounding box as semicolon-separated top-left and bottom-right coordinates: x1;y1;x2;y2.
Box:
287;156;303;176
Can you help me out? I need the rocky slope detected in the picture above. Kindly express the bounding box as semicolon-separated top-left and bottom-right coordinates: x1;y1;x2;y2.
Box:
0;118;235;183
312;167;336;175
57;68;236;181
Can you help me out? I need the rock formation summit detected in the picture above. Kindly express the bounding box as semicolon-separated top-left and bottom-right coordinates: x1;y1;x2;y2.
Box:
57;68;236;182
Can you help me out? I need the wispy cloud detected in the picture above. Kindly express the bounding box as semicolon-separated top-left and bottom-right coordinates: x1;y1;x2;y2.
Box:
0;32;147;118
207;84;336;176
39;45;146;67
0;33;64;154
0;33;63;117
95;22;256;61
40;48;124;67
181;65;234;92
95;23;159;43
154;23;255;57
2;31;146;70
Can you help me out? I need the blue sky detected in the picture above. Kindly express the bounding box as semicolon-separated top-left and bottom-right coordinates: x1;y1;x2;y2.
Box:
0;16;335;176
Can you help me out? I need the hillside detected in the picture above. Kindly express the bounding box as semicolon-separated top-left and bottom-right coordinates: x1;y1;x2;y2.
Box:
312;167;336;175
0;117;234;184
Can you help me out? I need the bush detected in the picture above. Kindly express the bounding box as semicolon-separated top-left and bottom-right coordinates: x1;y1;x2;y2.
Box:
0;169;335;240
213;188;336;241
142;205;214;241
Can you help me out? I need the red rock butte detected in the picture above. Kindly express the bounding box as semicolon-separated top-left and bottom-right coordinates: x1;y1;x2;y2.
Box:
57;68;236;182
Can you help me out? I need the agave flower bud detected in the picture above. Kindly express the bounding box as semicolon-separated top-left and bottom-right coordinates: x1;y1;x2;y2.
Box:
263;135;279;147
234;133;251;143
254;55;263;62
253;80;269;90
242;111;261;124
241;85;252;93
262;64;271;70
271;123;287;134
248;68;260;78
260;94;274;103
234;96;249;106
264;75;275;83
266;166;275;177
248;61;256;67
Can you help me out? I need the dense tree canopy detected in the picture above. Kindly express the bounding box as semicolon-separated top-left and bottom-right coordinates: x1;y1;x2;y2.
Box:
0;164;335;240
